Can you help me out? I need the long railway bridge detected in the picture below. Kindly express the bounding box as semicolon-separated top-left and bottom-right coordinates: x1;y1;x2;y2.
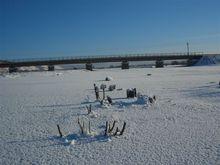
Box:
0;52;218;71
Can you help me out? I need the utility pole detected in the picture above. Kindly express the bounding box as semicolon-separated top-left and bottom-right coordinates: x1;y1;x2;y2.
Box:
187;42;189;55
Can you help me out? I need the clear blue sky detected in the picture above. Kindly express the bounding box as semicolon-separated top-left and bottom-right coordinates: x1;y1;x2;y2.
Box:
1;0;220;59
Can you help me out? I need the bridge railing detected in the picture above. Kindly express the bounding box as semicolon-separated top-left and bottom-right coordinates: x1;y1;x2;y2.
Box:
2;52;204;63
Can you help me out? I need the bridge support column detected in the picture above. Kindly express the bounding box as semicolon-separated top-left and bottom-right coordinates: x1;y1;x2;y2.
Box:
155;60;164;68
48;65;54;71
86;63;93;71
186;58;199;66
9;66;18;73
187;59;193;66
121;61;129;69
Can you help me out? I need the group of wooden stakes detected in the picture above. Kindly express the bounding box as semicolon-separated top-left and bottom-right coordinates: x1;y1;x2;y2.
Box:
57;104;126;138
56;82;159;139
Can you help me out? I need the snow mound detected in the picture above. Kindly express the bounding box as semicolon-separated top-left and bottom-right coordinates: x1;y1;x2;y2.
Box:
136;95;149;104
114;95;151;108
195;56;218;66
105;76;113;81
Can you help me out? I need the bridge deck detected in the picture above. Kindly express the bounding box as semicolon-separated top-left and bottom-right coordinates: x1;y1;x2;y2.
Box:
0;52;217;68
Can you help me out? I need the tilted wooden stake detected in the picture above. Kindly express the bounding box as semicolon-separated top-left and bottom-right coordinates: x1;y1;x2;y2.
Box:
108;123;111;133
89;104;92;112
78;117;84;134
88;121;91;133
105;121;108;136
113;127;119;136
86;104;92;115
120;122;126;135
105;121;126;136
109;120;116;133
57;124;63;137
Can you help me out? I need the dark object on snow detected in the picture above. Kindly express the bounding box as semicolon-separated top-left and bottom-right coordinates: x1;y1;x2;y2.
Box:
134;88;137;97
78;117;85;134
105;76;112;81
107;96;112;104
109;85;116;91
121;61;129;69
100;84;107;90
147;74;152;76
113;127;120;136
105;121;126;136
149;97;154;103
126;88;137;98
86;104;92;114
88;121;91;134
100;84;107;100
105;121;108;136
9;66;17;73
149;95;156;103
86;63;93;71
119;122;126;135
57;125;63;137
48;65;54;71
94;84;100;100
156;60;164;68
77;118;91;135
108;121;116;133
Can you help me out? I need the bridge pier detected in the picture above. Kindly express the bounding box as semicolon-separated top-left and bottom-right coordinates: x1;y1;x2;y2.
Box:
155;60;164;68
48;65;54;71
9;66;18;73
186;58;199;66
121;61;129;69
187;59;193;66
0;53;205;70
86;63;93;71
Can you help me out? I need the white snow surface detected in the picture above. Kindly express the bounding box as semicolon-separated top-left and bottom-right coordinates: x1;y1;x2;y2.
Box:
0;66;220;165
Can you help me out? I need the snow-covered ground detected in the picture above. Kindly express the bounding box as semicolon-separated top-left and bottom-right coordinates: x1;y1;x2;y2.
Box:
0;66;220;165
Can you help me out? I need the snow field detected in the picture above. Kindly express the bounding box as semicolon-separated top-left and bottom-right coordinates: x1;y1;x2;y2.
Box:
0;66;220;164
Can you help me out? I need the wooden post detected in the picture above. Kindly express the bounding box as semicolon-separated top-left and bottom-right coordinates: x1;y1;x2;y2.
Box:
86;105;92;115
120;122;126;135
57;125;63;137
48;65;55;71
103;88;105;100
78;118;84;134
113;127;119;136
155;60;164;68
109;121;116;133
105;121;108;136
88;121;91;134
86;63;93;71
121;61;129;69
